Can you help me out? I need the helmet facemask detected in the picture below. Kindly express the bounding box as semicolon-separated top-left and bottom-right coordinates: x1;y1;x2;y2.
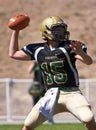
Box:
51;24;70;42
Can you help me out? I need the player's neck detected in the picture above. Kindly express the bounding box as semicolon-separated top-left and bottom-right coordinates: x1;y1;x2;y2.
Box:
48;41;59;49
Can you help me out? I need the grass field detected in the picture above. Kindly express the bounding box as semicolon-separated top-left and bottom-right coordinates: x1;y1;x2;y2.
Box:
0;123;87;130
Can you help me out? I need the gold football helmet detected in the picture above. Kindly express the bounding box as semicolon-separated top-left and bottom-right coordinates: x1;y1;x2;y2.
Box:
40;16;69;42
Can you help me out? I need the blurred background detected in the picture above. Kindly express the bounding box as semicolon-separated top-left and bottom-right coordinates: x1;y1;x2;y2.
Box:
0;0;96;124
0;0;96;78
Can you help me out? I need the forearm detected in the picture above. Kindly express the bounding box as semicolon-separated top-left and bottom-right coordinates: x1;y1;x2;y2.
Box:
76;51;93;65
9;30;19;57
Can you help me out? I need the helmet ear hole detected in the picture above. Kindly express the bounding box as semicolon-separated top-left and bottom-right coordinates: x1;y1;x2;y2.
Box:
44;31;47;34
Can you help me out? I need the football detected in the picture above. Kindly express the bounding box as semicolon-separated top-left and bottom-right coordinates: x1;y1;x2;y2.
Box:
8;14;30;30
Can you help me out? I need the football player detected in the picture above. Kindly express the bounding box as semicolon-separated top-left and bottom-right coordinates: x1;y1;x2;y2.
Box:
28;61;45;105
9;16;96;130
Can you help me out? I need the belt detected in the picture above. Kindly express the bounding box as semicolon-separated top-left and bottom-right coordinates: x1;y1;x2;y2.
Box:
59;87;78;91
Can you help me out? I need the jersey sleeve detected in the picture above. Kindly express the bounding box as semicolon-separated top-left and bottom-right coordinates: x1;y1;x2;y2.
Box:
21;43;44;60
21;44;35;60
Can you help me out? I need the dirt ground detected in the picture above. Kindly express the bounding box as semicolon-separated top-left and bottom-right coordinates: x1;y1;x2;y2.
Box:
0;0;96;79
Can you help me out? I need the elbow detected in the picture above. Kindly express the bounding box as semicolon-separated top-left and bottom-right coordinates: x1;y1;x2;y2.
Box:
9;55;14;59
9;53;15;59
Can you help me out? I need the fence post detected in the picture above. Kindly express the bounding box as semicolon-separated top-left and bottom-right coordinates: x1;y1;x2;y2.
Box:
6;78;13;122
85;79;89;101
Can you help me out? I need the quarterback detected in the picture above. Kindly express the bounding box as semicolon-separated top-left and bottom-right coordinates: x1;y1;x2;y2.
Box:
9;16;96;130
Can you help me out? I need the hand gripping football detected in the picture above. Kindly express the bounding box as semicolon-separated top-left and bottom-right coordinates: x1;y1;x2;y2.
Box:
8;14;30;30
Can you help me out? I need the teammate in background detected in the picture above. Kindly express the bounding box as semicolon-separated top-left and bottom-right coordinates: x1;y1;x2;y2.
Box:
9;16;96;130
28;61;54;124
28;61;46;105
